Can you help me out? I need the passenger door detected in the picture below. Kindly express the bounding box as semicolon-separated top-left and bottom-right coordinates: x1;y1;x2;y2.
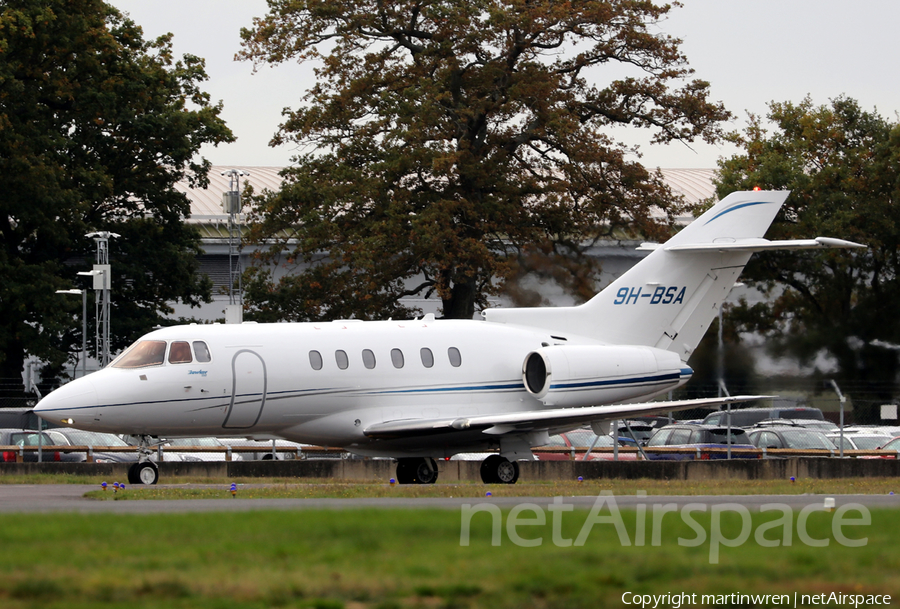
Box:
223;350;267;429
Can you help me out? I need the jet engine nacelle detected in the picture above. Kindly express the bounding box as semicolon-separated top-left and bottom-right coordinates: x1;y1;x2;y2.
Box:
522;345;688;407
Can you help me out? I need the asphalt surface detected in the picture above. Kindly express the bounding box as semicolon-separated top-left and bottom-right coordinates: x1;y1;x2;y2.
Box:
0;484;898;514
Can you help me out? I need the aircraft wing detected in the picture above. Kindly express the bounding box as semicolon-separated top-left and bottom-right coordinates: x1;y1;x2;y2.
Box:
363;395;771;440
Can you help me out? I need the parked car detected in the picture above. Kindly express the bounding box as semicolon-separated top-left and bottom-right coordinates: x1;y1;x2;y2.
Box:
752;418;839;431
611;423;655;447
535;429;639;461
876;437;900;453
218;438;304;460
644;424;759;460
747;426;838;451
825;433;892;451
0;428;81;462
702;407;825;428
160;437;243;461
44;428;143;463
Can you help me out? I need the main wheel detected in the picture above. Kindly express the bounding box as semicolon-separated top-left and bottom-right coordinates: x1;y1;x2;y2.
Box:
496;459;519;484
128;461;159;485
480;455;519;484
396;458;438;484
414;458;438;484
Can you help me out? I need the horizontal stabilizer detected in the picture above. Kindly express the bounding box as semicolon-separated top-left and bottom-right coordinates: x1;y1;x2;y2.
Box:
639;237;866;253
363;395;772;440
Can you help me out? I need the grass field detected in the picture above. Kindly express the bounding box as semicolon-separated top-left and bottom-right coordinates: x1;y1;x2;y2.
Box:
0;507;897;608
0;476;898;608
2;473;899;499
89;476;900;499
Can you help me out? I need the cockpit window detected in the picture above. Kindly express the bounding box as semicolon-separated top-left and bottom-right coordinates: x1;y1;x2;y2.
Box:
193;341;211;363
168;341;193;364
111;340;167;369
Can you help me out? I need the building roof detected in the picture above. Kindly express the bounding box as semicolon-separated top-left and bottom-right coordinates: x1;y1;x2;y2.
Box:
659;168;718;205
182;166;717;228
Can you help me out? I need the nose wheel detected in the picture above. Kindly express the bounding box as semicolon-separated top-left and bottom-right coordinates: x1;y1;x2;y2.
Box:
126;435;159;485
395;457;438;484
127;461;159;485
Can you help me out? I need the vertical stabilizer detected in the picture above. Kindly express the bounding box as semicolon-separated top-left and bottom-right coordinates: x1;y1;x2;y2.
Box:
484;190;791;360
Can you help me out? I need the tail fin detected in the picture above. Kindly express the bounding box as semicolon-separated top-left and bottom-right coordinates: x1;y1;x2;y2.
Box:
484;190;863;361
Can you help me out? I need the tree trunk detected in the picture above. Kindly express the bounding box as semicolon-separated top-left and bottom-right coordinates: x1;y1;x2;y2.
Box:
441;277;477;320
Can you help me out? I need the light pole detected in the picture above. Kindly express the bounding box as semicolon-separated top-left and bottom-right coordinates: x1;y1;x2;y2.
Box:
55;288;87;378
221;169;247;324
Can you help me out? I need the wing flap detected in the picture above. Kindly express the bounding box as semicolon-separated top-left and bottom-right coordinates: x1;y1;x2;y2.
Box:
363;395;771;440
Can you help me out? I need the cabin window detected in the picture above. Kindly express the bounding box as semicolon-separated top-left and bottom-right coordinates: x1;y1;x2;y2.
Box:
448;347;462;367
168;341;193;364
309;351;323;371
193;341;211;363
335;350;349;370
362;349;376;369
420;348;434;368
390;348;404;369
111;340;167;369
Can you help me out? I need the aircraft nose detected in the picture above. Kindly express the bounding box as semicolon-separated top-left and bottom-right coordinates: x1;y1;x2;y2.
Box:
34;377;99;425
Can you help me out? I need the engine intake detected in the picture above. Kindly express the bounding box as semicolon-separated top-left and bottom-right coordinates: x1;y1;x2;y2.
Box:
522;345;689;407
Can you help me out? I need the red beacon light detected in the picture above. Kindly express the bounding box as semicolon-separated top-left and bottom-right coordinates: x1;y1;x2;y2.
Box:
753;186;761;191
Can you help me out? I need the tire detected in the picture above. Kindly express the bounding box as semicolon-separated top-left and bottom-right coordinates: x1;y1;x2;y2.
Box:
480;455;503;484
480;455;519;484
128;461;159;485
414;458;438;484
396;459;414;484
397;457;438;484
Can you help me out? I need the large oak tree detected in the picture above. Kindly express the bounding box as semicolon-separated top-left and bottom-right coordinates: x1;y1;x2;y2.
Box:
238;0;730;321
714;97;900;400
0;0;234;385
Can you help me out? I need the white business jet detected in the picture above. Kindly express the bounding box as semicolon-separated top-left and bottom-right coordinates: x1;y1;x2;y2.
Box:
34;190;864;485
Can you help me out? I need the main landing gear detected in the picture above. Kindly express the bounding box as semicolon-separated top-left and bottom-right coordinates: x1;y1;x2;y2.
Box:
126;435;159;485
396;457;438;484
480;454;519;484
394;455;521;485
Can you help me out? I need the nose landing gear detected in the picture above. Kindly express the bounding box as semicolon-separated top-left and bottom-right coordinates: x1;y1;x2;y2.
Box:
126;435;159;485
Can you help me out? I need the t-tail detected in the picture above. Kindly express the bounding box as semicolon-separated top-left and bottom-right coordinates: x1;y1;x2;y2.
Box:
484;190;865;361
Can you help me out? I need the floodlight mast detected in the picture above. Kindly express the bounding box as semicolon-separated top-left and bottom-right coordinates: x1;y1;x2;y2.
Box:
221;169;247;323
84;231;118;366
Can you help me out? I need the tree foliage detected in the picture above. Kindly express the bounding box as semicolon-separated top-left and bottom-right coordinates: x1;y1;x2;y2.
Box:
238;0;730;321
0;0;234;383
714;97;900;393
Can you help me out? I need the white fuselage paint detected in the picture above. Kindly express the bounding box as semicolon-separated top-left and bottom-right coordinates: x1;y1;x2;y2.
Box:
35;318;688;457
